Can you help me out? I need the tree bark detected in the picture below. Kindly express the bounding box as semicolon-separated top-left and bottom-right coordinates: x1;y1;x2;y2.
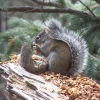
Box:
0;63;62;100
0;12;8;32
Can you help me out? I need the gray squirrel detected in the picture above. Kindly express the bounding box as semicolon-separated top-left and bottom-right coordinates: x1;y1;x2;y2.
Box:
19;19;88;76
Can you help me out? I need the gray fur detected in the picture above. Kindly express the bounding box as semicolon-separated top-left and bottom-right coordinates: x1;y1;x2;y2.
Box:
19;42;38;73
45;19;88;75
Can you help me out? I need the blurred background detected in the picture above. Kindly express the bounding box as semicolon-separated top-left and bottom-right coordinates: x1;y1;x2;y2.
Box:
0;0;100;99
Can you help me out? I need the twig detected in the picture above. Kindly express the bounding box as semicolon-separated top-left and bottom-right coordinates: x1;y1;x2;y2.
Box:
0;7;94;18
78;0;96;17
40;0;46;26
94;0;100;4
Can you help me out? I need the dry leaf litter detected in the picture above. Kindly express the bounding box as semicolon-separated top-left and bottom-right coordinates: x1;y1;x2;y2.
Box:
0;54;100;100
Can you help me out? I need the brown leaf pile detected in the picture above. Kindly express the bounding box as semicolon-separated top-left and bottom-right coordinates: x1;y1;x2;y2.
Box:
1;54;100;100
40;72;100;100
0;54;20;65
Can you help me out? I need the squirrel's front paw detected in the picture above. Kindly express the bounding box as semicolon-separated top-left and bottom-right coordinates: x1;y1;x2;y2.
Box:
38;63;48;73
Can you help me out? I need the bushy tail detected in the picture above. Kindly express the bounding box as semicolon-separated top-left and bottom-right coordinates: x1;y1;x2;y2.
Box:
45;19;88;75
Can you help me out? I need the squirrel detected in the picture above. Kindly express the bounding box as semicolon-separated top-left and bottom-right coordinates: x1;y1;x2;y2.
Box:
19;19;88;76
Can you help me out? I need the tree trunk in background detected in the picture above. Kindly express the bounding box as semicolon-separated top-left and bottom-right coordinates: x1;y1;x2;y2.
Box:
0;12;8;32
0;11;8;100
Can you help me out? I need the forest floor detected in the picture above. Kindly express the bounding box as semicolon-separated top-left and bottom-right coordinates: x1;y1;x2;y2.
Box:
0;54;100;100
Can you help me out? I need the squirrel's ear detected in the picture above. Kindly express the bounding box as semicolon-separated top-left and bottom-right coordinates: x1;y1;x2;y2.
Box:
44;27;52;34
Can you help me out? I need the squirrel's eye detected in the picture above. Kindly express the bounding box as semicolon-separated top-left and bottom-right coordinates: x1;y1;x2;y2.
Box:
36;36;40;40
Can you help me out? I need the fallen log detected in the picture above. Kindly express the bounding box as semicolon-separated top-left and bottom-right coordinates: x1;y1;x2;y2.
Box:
0;55;100;100
0;63;64;100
